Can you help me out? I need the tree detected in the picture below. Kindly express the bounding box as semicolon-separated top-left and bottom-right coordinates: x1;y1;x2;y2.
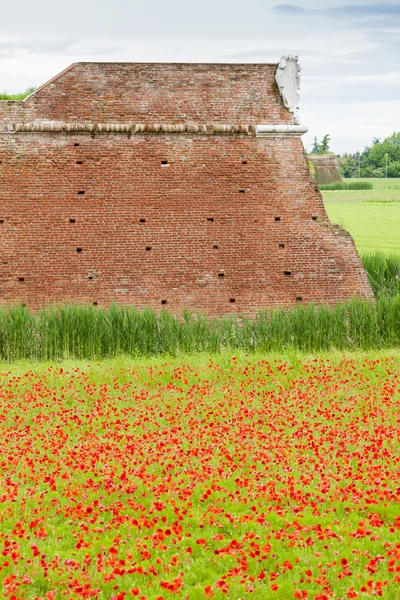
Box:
320;134;331;154
338;132;400;178
339;154;357;178
368;134;400;177
311;136;320;154
387;132;400;146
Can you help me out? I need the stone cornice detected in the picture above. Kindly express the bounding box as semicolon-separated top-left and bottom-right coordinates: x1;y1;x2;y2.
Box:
255;124;308;137
1;122;308;136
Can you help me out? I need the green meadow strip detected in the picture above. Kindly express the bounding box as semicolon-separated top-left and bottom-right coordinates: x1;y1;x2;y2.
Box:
0;295;399;360
319;181;373;190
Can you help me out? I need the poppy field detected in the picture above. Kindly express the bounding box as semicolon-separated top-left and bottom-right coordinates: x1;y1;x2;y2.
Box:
0;352;399;600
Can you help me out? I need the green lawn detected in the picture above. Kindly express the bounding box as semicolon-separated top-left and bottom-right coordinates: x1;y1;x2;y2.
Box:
323;189;400;203
356;177;400;190
323;178;400;255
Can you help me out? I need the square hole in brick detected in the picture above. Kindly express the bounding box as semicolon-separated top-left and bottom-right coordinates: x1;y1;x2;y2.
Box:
161;160;168;165
93;301;98;306
207;217;214;222
146;247;152;251
213;245;219;249
284;270;292;276
218;272;225;278
88;276;94;280
18;277;25;282
230;298;236;303
0;220;4;224
77;191;85;195
76;161;83;165
74;143;80;147
239;189;245;193
275;216;281;222
161;299;167;305
278;243;285;248
76;248;83;253
139;218;146;223
312;216;318;221
296;296;303;302
242;161;247;165
69;219;76;224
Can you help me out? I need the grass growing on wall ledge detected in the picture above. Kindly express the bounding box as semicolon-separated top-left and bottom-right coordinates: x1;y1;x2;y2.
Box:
0;87;36;100
0;295;398;361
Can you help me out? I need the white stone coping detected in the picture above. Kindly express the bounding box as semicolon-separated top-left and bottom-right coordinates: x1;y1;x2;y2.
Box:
1;122;308;136
255;124;308;137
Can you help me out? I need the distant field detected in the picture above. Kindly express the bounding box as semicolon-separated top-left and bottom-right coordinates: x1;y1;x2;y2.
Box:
322;177;400;203
323;189;400;203
356;177;400;190
325;203;400;255
323;178;400;255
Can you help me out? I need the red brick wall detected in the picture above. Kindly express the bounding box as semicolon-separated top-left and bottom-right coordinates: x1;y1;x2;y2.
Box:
0;127;373;314
1;63;293;125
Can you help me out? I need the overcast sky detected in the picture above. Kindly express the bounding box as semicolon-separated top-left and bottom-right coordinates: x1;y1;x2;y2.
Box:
1;0;399;153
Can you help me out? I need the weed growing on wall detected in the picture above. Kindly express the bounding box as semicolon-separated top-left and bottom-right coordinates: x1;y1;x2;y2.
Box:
0;86;36;100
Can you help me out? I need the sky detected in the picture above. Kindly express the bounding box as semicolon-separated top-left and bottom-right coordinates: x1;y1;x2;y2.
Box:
1;0;399;154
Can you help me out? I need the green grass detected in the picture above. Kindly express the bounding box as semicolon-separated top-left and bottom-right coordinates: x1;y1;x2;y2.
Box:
325;202;400;255
0;296;398;361
323;189;400;203
322;177;400;204
319;181;373;190
362;253;400;298
0;351;399;598
322;178;400;205
323;177;400;255
354;177;400;190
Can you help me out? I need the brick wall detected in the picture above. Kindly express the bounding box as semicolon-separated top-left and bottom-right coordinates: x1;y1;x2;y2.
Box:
0;63;293;126
0;63;373;314
308;154;342;185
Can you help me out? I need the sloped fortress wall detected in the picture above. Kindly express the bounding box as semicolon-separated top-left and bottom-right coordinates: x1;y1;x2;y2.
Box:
0;60;373;314
308;154;342;185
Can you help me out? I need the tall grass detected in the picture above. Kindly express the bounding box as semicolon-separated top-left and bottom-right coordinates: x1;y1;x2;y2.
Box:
319;181;373;190
0;253;396;360
0;296;398;361
361;253;400;298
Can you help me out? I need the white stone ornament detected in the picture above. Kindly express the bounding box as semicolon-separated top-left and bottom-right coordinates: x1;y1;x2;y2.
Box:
275;55;301;124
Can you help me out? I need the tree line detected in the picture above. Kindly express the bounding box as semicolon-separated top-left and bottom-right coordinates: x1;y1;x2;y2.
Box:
310;132;400;178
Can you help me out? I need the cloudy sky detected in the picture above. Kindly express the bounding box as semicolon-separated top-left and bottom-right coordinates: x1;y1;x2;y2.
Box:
1;0;399;153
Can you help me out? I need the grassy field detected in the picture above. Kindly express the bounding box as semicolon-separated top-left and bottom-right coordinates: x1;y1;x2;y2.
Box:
0;351;399;599
323;178;400;255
